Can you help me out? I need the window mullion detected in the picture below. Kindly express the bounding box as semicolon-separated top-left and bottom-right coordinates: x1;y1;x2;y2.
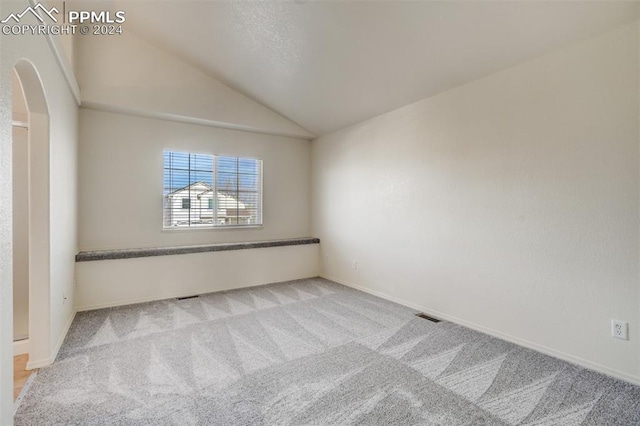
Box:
236;157;240;225
163;151;261;229
213;156;218;227
188;154;192;227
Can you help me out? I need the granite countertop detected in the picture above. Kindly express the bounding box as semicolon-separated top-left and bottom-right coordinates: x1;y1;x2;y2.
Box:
76;237;320;262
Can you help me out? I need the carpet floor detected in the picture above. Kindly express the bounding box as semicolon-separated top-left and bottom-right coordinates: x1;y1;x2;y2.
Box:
14;277;640;425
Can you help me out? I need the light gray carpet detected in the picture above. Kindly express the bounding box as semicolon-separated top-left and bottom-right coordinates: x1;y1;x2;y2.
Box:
14;277;640;425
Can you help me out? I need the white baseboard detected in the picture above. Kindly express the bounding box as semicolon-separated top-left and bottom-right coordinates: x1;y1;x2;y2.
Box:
322;273;640;386
75;246;320;311
13;339;29;356
26;310;76;370
53;310;76;357
76;283;271;312
75;274;318;312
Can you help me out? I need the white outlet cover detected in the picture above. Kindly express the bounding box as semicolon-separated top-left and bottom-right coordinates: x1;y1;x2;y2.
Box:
611;320;628;340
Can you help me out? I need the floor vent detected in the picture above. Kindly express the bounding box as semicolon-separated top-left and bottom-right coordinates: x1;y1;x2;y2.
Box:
176;295;199;301
415;313;441;323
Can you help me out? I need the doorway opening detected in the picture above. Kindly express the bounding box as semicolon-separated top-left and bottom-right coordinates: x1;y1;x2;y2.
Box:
12;68;30;402
12;59;52;407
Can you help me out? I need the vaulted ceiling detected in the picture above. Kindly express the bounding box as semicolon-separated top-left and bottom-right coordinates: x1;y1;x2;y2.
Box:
116;1;638;136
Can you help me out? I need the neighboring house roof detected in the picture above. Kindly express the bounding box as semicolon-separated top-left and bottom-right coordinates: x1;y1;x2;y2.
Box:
166;182;247;209
166;181;212;196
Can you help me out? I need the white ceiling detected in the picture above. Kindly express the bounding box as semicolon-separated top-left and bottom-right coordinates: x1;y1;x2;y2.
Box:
117;1;638;136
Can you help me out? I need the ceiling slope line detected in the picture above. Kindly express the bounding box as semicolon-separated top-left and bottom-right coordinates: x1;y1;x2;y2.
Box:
121;26;314;140
80;101;315;140
118;1;638;135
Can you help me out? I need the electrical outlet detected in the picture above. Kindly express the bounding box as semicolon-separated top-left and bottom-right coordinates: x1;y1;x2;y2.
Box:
611;320;628;340
324;255;329;264
352;260;358;270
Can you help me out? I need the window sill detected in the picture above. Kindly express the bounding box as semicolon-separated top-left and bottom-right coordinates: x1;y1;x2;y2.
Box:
75;237;320;262
161;225;264;232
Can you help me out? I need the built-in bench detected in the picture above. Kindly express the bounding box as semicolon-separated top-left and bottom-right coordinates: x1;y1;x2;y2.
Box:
75;237;320;262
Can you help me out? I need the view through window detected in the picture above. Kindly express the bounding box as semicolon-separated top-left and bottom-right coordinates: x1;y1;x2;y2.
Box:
163;151;262;228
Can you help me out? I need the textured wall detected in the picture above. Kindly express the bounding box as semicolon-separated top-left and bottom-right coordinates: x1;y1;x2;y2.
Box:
312;23;640;382
78;108;312;250
76;31;313;139
76;108;316;308
76;245;320;311
0;1;79;421
0;0;15;417
12;125;28;341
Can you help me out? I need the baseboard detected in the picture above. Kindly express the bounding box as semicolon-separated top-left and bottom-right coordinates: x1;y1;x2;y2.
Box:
26;310;76;370
53;310;76;358
75;274;319;312
13;339;29;356
26;357;53;370
322;273;640;386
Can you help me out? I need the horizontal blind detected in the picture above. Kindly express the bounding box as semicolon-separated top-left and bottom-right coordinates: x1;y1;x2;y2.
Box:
163;151;262;229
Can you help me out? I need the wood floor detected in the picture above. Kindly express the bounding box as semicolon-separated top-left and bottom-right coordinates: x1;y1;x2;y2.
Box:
14;354;33;401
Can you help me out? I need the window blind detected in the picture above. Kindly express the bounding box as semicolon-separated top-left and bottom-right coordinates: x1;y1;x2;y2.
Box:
163;151;263;229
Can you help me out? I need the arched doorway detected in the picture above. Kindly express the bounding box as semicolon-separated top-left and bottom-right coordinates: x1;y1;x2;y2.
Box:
12;59;51;371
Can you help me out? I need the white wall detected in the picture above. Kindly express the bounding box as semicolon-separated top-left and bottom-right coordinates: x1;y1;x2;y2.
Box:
77;108;315;307
74;9;319;316
48;71;78;368
76;245;319;310
12;70;27;122
0;0;12;413
312;23;640;383
0;0;79;422
79;108;312;250
12;71;29;342
76;31;313;139
12;125;29;341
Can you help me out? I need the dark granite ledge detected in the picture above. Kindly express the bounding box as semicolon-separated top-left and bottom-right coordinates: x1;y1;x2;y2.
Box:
76;237;320;262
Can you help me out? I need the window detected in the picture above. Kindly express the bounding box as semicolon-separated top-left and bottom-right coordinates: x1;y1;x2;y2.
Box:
163;151;262;229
